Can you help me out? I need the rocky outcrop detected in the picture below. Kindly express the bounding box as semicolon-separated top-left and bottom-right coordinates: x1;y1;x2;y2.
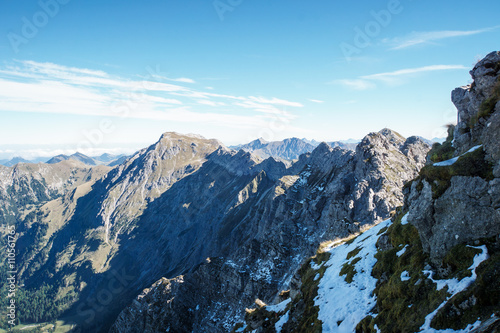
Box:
409;176;500;260
407;51;500;261
110;129;429;332
452;51;500;163
353;129;429;222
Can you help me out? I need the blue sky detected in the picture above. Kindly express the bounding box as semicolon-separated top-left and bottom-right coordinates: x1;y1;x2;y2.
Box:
0;0;499;159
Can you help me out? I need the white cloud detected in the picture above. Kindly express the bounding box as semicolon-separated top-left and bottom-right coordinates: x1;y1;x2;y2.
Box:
309;99;324;104
386;26;500;50
361;65;468;82
335;65;467;90
148;73;196;84
335;79;376;91
0;60;304;131
21;60;109;77
248;96;304;107
197;100;226;107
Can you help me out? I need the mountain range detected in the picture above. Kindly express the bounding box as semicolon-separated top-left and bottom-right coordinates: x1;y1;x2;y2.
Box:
231;138;359;161
0;153;129;168
0;137;444;169
0;52;498;333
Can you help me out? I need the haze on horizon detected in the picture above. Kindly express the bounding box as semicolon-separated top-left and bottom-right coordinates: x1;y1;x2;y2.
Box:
1;0;499;159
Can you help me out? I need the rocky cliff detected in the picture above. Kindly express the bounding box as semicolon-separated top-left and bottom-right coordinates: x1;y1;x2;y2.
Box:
406;51;500;261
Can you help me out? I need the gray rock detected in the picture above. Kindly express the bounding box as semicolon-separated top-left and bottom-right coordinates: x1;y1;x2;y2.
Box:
453;51;500;156
410;177;500;260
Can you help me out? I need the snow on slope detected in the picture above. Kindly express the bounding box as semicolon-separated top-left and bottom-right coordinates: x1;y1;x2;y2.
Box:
420;245;489;332
314;215;489;333
433;145;482;166
315;219;391;333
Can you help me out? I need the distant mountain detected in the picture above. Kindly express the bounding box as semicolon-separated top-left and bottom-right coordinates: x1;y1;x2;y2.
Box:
71;152;97;165
301;138;358;151
47;152;96;165
326;141;357;151
233;137;359;161
46;154;72;164
92;153;122;163
430;136;446;144
107;155;129;166
235;137;316;160
1;156;32;167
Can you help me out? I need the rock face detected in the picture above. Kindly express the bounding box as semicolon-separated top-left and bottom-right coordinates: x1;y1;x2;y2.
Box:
109;130;429;333
452;51;500;164
407;51;500;261
0;160;111;225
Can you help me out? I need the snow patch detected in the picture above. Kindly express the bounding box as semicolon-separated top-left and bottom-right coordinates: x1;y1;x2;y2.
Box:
400;270;410;282
275;310;289;332
315;219;392;332
266;298;291;313
400;213;409;225
420;245;488;332
433;145;482;167
396;245;408;257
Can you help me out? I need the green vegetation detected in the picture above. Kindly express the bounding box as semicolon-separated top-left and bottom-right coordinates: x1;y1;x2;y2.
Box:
357;211;448;332
16;285;61;324
340;257;361;284
469;76;500;128
416;146;494;198
289;251;331;333
347;246;362;259
431;237;500;330
428;125;455;163
357;210;500;332
440;244;482;280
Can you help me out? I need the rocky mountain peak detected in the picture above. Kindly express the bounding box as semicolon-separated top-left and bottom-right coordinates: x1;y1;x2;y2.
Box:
452;50;500;158
361;128;406;150
152;131;223;156
470;51;500;95
310;141;333;157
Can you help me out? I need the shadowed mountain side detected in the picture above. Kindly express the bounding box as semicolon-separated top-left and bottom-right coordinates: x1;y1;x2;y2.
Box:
60;150;285;331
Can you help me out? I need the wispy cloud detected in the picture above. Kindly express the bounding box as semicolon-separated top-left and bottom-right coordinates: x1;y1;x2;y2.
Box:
248;96;304;107
334;65;467;90
0;60;304;129
197;100;226;107
308;99;324;104
385;26;499;50
361;65;468;81
335;79;376;91
147;72;196;84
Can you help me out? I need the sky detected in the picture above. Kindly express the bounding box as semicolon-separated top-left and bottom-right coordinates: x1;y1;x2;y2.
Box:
0;0;499;159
